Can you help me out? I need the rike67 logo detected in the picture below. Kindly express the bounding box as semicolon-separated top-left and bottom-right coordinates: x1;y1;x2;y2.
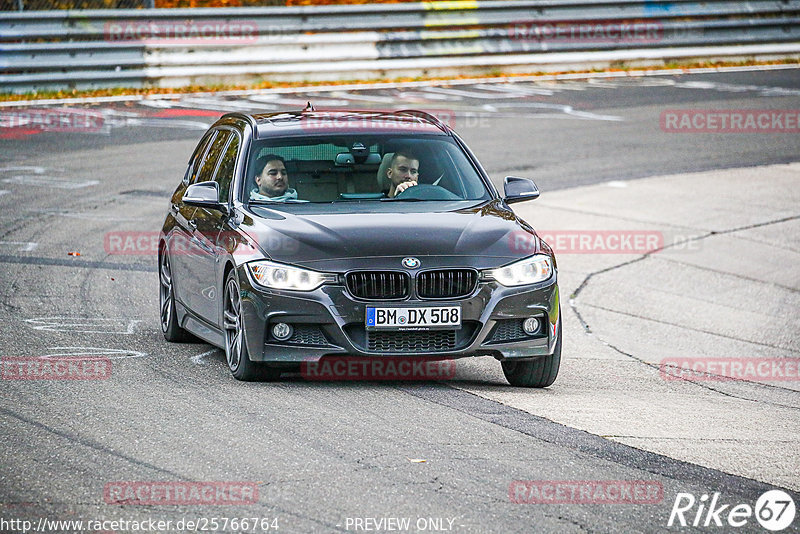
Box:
668;489;796;531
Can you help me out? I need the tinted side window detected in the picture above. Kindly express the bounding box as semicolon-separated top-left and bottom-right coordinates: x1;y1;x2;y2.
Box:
187;132;216;185
214;133;240;203
196;130;232;184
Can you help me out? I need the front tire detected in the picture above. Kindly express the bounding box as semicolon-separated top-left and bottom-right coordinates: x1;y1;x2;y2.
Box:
223;270;280;382
502;317;561;388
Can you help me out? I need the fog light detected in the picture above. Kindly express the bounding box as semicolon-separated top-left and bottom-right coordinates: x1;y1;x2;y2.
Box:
272;322;293;341
522;317;540;335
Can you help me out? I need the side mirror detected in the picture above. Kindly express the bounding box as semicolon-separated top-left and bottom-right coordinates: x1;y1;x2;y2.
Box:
183;181;228;214
503;176;540;204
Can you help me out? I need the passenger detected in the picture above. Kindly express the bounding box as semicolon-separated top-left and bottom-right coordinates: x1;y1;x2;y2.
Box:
250;155;300;201
385;150;420;198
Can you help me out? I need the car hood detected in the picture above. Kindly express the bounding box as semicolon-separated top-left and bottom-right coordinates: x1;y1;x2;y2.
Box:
239;200;547;271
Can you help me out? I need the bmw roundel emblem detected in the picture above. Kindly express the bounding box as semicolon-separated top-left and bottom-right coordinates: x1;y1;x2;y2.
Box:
402;257;420;269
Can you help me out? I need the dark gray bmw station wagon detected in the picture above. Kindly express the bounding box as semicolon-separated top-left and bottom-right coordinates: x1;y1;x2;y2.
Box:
159;109;561;387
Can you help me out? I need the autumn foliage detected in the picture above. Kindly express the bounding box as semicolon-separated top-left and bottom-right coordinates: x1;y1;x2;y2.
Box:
152;0;416;7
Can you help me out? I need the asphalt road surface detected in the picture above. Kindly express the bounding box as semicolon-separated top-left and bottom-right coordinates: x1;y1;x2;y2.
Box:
0;67;798;533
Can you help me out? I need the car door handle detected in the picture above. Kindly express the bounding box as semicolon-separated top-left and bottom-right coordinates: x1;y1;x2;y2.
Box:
188;219;197;230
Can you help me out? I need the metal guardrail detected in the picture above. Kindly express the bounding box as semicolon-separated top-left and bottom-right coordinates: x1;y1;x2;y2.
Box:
1;0;799;93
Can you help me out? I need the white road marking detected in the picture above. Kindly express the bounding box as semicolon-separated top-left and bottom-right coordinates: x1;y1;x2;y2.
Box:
758;87;800;96
678;80;745;91
40;346;148;359
536;81;589;91
2;175;99;189
586;78;681;89
190;348;219;365
0;165;47;174
473;83;555;96
136;99;176;109
129;119;212;131
606;181;628;188
586;78;642;88
329;91;397;103
30;208;144;222
423;86;525;100
674;80;800;96
248;95;350;106
0;241;38;252
179;96;272;111
482;102;623;121
24;317;142;334
588;77;800;96
394;90;461;101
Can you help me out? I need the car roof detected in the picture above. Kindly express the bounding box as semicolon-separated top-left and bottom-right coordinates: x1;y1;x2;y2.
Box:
223;109;451;139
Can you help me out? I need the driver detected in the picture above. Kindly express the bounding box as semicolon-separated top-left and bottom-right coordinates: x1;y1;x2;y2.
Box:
385;150;420;198
250;155;300;202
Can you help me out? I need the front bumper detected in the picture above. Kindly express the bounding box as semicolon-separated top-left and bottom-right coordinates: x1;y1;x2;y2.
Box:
238;265;559;363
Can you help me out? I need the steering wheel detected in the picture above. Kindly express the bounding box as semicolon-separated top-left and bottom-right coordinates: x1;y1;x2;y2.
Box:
394;183;460;201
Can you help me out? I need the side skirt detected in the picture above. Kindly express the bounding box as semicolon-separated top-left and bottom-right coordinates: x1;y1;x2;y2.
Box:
176;299;225;348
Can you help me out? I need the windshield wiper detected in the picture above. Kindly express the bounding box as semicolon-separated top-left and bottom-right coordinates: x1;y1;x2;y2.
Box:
249;199;309;204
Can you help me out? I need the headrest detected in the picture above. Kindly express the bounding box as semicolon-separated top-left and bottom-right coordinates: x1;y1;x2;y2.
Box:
377;152;394;191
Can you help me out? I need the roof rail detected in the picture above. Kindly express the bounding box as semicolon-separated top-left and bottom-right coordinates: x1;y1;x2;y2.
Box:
394;109;450;134
222;112;258;132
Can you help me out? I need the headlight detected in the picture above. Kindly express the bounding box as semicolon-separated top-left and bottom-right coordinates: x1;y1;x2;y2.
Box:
247;260;336;291
487;255;553;287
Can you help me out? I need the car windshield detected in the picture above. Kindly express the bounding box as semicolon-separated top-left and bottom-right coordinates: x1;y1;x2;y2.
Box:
243;134;491;204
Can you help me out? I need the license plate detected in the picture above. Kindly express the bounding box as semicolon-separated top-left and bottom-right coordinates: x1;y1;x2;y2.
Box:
366;306;461;330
